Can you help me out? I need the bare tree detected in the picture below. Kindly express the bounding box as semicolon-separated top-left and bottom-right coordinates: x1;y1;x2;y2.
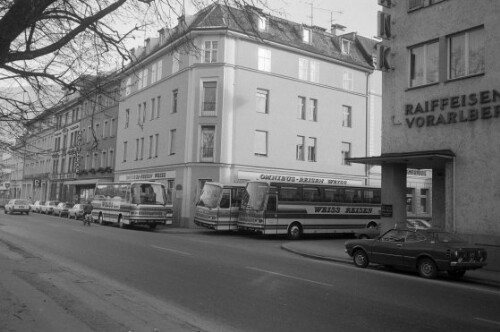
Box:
0;0;277;148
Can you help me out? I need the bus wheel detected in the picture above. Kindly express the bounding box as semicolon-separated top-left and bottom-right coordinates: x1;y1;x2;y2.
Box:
98;214;105;225
287;223;302;240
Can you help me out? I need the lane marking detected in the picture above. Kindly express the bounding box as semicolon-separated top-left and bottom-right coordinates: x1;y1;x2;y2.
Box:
150;245;192;256
474;317;500;326
247;266;333;287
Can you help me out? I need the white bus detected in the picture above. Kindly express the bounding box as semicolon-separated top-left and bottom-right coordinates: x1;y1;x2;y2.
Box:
194;182;246;231
91;181;173;229
237;180;381;240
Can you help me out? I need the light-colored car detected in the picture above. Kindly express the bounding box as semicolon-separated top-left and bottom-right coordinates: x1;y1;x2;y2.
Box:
54;202;74;217
41;200;59;214
406;218;432;230
33;200;45;213
68;203;93;220
4;199;31;215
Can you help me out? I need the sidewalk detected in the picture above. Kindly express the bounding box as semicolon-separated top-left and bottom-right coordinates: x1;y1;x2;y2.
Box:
281;238;500;288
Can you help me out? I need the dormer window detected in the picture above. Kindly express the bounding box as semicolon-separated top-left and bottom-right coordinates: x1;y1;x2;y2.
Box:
303;28;311;43
341;39;351;55
258;15;267;31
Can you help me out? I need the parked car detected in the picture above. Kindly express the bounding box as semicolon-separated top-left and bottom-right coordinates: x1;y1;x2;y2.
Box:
33;200;45;213
54;202;74;217
345;228;487;279
406;218;432;229
41;200;59;214
353;225;381;239
67;203;93;220
4;199;31;215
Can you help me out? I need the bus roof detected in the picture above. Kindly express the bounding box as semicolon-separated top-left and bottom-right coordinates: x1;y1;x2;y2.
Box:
203;182;247;188
95;181;164;186
246;179;379;190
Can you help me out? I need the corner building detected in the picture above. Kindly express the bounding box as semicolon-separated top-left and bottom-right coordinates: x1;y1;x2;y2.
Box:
351;0;500;246
116;4;381;227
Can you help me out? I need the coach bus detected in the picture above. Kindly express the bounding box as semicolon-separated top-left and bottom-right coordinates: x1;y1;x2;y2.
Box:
194;182;246;231
237;180;381;240
91;181;173;229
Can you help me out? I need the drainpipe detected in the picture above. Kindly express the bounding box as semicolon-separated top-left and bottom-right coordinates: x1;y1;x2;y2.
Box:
365;71;370;186
452;156;456;232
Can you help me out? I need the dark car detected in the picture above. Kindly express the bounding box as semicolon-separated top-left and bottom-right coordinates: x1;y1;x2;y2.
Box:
345;228;487;279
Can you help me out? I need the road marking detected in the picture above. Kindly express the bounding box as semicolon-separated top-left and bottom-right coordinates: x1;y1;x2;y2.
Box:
474;317;500;326
247;266;333;287
150;245;192;256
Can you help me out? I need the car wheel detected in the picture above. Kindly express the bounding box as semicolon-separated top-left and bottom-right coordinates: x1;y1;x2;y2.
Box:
353;249;369;268
418;258;438;279
367;222;377;229
98;214;104;225
287;222;302;240
447;270;466;279
118;216;127;229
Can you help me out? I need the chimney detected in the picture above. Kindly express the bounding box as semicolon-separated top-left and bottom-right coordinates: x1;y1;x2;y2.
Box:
331;24;346;36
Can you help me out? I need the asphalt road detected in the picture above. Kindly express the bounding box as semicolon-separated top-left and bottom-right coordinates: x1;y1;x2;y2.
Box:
1;212;499;332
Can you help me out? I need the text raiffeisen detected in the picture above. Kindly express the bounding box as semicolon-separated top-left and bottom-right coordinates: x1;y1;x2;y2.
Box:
404;89;500;128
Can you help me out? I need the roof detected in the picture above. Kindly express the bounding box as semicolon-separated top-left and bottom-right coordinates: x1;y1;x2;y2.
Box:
347;150;456;169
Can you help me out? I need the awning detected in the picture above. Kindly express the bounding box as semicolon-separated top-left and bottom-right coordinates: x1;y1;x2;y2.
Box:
347;149;455;169
63;178;112;186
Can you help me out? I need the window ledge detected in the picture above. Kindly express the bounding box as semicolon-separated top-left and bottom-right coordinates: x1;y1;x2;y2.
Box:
405;81;439;92
445;72;485;84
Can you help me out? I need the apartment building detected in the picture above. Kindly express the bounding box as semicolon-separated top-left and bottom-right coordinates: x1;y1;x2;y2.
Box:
116;4;381;227
351;0;499;244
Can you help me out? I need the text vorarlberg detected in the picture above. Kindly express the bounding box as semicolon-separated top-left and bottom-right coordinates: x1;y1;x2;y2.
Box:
404;89;500;128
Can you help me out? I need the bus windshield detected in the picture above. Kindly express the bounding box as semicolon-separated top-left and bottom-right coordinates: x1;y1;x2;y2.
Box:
131;183;167;205
242;182;269;210
197;183;222;208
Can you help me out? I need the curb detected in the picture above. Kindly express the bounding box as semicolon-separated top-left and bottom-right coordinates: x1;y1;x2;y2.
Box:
281;244;351;264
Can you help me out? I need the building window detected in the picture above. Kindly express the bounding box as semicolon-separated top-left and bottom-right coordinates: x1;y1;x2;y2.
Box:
125;109;129;128
298;96;306;120
406;188;415;213
142;102;147;123
149;135;153;159
342;105;352;127
169;129;176;155
203;41;218;63
135;138;139;160
156;60;162;82
308;137;316;162
151;62;157;84
341;39;351;55
258;16;267;31
202;81;217;116
140;137;144;160
95;123;101;138
172;90;178;114
303;27;311;43
138;68;148;90
200;126;215;162
137;104;142;124
111;118;116;137
109;149;114;168
256;89;269;114
123;141;127;162
156;96;161;118
154;133;159;157
296;135;305;161
125;77;132;96
299;58;319;82
104;120;110;138
343;71;354;91
410;41;439;87
172;52;180;73
409;0;444;11
449;27;485;80
254;130;268;156
102;151;107;168
341;142;351;165
258;48;271;72
420;188;429;213
309;98;317;121
151;98;156;120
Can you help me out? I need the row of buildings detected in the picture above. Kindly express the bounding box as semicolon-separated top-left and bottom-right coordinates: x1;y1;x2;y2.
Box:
2;3;437;228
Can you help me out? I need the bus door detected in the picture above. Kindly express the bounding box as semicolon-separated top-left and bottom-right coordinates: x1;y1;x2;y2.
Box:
264;193;278;235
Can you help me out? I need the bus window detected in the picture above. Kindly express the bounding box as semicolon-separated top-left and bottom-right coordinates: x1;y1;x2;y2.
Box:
345;189;355;203
325;188;345;203
220;189;230;209
303;187;320;202
279;186;300;201
231;188;244;207
266;194;277;212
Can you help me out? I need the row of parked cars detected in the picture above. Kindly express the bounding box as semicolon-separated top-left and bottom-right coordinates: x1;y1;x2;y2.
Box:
3;199;92;219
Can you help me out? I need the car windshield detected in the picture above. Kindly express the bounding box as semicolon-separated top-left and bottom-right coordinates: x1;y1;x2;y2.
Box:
430;231;465;243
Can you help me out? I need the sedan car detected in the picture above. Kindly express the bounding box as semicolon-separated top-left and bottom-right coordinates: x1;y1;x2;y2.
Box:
54;202;74;217
41;200;59;214
32;200;45;213
4;199;31;215
345;228;487;279
67;203;93;220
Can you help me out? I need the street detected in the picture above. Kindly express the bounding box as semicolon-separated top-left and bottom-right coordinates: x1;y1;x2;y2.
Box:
1;212;499;332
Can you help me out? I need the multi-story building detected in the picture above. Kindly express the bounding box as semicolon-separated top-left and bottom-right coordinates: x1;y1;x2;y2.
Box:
351;0;499;245
116;3;381;227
